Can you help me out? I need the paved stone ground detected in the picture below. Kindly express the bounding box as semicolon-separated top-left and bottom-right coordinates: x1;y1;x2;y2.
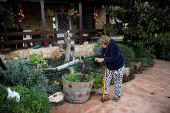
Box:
51;59;170;113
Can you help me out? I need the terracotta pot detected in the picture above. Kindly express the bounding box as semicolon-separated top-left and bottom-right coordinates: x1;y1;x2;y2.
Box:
4;48;9;51
48;13;54;16
0;8;5;12
49;41;54;44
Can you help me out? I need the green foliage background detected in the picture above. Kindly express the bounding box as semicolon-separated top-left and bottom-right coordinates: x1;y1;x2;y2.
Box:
119;44;136;69
105;0;170;59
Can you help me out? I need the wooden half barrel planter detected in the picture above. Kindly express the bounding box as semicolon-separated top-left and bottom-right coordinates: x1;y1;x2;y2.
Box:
62;73;93;103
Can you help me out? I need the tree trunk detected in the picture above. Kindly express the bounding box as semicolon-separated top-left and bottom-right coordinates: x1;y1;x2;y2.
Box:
64;31;71;63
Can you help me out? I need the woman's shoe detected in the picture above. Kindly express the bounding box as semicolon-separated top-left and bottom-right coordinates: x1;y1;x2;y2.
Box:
97;93;108;96
113;96;120;102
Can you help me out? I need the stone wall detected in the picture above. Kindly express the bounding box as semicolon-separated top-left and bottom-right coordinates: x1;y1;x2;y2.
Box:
0;43;98;64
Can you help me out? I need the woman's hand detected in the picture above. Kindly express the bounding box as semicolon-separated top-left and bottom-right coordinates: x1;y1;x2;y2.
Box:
95;58;99;62
95;58;104;63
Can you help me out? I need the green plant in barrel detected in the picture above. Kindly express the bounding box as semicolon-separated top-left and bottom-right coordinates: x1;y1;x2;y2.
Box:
64;73;93;82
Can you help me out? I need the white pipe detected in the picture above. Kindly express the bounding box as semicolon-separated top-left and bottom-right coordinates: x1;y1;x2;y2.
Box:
57;59;80;71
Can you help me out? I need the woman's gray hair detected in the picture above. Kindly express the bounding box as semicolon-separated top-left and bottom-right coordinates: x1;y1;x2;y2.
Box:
97;35;111;45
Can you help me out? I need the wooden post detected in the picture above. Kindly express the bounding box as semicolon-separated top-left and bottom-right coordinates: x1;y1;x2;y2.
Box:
64;30;71;63
40;0;48;47
79;2;83;44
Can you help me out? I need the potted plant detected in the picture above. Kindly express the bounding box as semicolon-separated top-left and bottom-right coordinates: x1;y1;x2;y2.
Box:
62;72;93;103
46;9;55;17
83;40;89;44
0;6;15;24
48;34;54;45
66;8;78;20
94;44;101;53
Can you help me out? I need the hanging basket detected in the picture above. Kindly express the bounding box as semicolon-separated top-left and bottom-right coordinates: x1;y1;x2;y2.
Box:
71;12;74;15
48;12;54;16
46;9;55;17
66;8;78;19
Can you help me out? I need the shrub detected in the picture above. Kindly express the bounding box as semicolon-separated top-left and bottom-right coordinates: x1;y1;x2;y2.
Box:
0;58;46;88
133;46;156;67
46;54;69;81
90;72;103;89
21;87;51;113
11;85;30;98
44;84;62;96
105;1;170;50
1;85;51;113
119;44;136;69
29;53;48;69
151;33;170;60
0;84;25;113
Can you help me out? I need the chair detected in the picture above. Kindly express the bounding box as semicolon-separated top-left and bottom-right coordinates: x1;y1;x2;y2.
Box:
23;30;33;47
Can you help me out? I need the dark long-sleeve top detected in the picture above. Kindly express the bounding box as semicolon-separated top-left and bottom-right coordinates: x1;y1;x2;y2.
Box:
102;39;125;70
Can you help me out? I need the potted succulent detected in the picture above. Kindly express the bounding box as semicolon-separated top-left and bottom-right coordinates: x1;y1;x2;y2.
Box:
66;8;78;20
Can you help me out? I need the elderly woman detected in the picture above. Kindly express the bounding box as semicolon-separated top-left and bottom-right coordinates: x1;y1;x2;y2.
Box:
95;35;125;101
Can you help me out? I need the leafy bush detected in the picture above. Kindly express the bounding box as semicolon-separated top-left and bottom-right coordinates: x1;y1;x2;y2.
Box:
1;85;51;113
0;84;7;102
0;84;25;113
151;33;170;60
21;87;51;113
29;53;48;69
44;84;62;96
11;85;30;98
76;57;105;74
0;58;46;88
46;54;69;81
119;44;136;68
133;46;156;67
105;1;170;58
90;72;103;89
